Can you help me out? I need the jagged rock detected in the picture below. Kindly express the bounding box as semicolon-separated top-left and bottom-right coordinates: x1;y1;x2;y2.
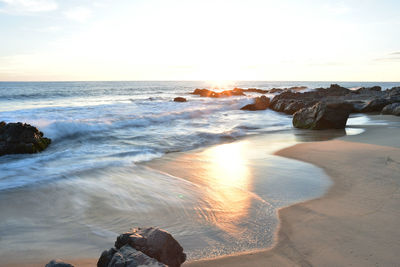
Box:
108;245;166;267
240;96;270;111
382;103;400;116
293;102;353;130
0;122;51;156
98;247;117;267
45;259;74;267
115;227;186;267
191;88;245;97
360;98;391;113
173;97;187;102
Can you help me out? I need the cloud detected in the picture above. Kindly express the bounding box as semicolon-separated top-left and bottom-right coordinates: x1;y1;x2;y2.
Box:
374;52;400;62
64;6;92;23
0;0;57;13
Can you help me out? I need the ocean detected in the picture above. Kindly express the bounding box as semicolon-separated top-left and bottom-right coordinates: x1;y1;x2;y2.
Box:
0;81;398;263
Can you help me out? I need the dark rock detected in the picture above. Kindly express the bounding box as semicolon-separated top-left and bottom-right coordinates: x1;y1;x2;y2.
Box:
45;259;74;267
360;98;391;113
268;88;284;94
283;101;310;115
173;97;187;102
293;102;353;130
108;245;166;267
191;88;245;97
242;88;269;94
98;247;117;267
0;122;51;156
386;87;400;97
288;86;308;91
240;96;270;111
353;86;381;94
115;227;186;267
382;103;400;116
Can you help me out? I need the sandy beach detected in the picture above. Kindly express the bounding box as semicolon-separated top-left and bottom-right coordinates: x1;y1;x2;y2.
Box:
5;115;400;267
186;115;400;266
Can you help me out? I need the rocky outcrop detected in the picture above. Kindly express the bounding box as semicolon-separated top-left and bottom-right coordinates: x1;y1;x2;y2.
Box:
98;227;186;267
293;102;353;130
174;97;187;102
240;96;270;111
382;103;400;116
191;88;245;97
45;260;74;267
0;122;51;156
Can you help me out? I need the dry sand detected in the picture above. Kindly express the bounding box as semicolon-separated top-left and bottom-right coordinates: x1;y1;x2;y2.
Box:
186;116;400;267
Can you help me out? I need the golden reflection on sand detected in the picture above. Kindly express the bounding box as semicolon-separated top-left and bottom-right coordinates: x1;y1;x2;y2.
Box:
145;141;253;234
198;141;252;233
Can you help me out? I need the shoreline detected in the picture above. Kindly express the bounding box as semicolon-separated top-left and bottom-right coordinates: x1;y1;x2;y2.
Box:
185;115;400;266
4;115;400;267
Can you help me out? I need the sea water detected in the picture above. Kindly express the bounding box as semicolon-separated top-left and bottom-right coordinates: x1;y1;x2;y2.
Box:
0;81;397;262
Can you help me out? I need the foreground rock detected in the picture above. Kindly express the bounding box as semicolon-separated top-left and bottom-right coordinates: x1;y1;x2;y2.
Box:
0;122;51;156
293;102;353;130
98;227;186;267
173;97;187;102
241;96;270;111
108;245;165;267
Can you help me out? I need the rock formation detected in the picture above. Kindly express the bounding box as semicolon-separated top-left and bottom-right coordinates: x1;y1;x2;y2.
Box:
293;102;353;130
240;96;270;111
0;122;51;156
174;97;187;102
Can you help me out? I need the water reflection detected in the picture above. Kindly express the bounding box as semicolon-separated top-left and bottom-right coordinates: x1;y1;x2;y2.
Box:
200;142;251;233
146;141;253;234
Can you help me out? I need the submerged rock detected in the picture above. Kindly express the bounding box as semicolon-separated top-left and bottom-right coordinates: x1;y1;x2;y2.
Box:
382;103;400;116
241;96;270;111
0;122;51;156
173;97;187;102
293;102;353;130
45;259;74;267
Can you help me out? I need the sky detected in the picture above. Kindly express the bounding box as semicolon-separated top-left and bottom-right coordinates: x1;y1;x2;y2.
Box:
0;0;399;81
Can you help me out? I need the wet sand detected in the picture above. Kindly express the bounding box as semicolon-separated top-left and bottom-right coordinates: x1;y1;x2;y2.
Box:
186;115;400;266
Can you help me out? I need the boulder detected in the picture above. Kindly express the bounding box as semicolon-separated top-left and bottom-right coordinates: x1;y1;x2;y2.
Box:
0;122;51;156
240;96;270;111
382;103;400;116
173;97;187;102
45;259;74;267
115;227;186;267
293;102;353;130
107;245;165;267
